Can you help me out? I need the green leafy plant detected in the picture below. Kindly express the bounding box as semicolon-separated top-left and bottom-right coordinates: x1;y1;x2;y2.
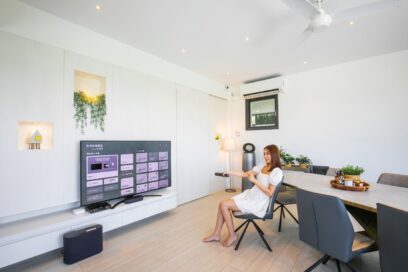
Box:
280;150;295;165
341;165;365;175
296;155;311;165
74;91;106;134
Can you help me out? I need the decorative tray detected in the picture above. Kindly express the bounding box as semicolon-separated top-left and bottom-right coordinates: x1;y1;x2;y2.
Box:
330;180;370;191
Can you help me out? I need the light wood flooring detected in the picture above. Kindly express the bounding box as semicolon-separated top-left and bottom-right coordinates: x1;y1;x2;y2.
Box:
4;191;380;272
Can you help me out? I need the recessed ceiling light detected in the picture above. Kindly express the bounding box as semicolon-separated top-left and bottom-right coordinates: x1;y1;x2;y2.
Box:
181;49;186;53
245;36;250;41
303;61;307;65
349;20;354;26
95;5;101;11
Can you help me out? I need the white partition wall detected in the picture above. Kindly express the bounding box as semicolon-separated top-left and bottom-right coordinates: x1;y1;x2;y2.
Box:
208;96;229;193
176;86;210;205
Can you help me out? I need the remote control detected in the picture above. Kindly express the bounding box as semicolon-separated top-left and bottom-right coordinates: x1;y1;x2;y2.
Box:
215;172;229;177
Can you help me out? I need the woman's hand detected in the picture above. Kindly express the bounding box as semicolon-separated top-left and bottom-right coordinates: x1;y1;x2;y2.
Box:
247;173;258;184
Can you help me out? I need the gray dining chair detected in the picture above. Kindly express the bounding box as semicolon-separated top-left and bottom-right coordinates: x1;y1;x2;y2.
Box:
311;165;329;175
296;189;319;249
377;173;408;188
273;189;298;232
232;179;283;251
274;166;330;232
326;167;339;177
377;203;408;272
296;189;376;272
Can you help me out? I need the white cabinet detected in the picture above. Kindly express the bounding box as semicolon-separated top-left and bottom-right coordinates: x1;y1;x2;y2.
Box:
0;189;177;268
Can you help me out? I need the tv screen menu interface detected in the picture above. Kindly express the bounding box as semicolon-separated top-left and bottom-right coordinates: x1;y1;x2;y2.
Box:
80;141;171;206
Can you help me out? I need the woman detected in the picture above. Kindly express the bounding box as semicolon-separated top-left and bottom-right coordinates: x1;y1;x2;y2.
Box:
202;144;283;247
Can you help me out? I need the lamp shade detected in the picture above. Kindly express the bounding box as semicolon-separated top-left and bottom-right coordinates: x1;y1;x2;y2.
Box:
222;138;236;151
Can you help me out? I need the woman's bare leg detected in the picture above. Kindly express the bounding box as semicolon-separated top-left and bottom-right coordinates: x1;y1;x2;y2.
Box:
220;199;240;247
202;203;224;242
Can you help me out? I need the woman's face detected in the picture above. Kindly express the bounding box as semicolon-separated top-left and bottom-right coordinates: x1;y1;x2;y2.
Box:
263;149;271;164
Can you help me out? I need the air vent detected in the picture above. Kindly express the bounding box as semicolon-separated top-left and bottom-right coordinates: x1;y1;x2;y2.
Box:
240;77;285;96
243;89;280;99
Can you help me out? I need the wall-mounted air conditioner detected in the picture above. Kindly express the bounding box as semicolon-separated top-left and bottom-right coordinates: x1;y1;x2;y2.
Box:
239;77;285;99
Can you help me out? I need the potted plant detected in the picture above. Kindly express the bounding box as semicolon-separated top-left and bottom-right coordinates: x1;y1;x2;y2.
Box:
280;148;294;167
341;165;365;182
296;155;311;169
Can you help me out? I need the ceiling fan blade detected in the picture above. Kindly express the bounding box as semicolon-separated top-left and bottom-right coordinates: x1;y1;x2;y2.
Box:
282;0;320;19
292;27;313;49
333;0;406;22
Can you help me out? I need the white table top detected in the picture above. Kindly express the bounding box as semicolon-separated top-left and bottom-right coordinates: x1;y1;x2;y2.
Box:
283;171;408;213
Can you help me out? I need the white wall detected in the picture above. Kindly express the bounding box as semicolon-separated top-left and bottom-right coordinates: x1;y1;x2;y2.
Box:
0;0;230;223
230;50;408;185
0;30;227;222
208;96;229;193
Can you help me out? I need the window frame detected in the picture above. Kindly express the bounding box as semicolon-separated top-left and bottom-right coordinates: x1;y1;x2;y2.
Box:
245;94;279;131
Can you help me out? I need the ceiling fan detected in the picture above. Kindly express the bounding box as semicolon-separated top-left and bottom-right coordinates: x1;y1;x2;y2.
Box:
282;0;406;33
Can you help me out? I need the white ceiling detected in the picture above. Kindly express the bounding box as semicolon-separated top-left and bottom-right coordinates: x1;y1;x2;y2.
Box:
20;0;408;86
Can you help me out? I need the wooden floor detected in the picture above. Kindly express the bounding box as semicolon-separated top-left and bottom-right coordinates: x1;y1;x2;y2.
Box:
4;191;380;272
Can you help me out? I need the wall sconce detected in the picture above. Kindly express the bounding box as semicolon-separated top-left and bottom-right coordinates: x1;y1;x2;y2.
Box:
214;133;222;141
28;129;42;150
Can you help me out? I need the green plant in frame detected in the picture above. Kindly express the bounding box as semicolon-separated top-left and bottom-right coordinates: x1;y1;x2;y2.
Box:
73;90;106;134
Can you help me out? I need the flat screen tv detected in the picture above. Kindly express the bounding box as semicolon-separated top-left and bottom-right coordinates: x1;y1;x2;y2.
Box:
80;141;171;207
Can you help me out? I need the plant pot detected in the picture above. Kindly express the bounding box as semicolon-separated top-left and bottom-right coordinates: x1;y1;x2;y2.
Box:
299;163;309;169
285;163;293;168
344;174;360;181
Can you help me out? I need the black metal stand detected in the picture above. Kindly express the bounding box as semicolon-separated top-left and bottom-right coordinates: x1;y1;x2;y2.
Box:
305;255;358;272
234;219;271;251
305;254;330;272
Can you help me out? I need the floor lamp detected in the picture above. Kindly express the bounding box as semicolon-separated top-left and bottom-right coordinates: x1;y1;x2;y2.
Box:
223;138;236;192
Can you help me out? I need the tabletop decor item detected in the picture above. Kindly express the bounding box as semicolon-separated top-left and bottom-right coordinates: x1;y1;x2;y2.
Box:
330;180;370;191
341;165;365;182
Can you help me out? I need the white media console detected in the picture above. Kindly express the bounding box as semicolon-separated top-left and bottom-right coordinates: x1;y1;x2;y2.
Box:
0;189;177;268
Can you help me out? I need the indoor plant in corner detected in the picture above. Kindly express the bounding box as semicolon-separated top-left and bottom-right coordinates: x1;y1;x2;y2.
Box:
341;165;365;182
296;155;311;169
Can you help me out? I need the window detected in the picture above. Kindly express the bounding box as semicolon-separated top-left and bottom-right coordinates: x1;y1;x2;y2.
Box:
245;94;279;130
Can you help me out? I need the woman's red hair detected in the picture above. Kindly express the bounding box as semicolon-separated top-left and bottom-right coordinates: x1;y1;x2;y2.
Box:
264;144;282;172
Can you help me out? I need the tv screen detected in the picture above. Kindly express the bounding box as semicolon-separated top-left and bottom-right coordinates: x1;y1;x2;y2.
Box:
80;141;171;206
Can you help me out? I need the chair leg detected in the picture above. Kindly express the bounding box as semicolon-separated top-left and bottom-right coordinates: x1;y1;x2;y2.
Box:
282;206;286;218
251;220;272;252
278;205;283;232
273;205;280;213
234;220;247;232
322;255;331;264
251;220;264;235
305;254;330;272
344;263;358;272
235;220;250;251
335;259;341;272
283;205;299;224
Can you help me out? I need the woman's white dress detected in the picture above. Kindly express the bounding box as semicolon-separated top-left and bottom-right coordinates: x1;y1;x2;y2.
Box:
232;164;283;218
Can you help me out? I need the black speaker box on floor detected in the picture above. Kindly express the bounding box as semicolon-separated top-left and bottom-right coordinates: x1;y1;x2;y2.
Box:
63;224;103;264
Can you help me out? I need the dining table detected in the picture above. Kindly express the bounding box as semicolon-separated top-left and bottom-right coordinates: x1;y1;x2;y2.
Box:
283;170;408;241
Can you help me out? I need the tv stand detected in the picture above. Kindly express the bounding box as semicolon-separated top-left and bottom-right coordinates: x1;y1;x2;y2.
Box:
0;188;177;269
86;202;111;213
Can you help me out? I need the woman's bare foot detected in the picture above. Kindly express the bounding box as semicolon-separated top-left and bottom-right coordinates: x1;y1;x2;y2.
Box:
202;235;220;243
222;235;237;247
